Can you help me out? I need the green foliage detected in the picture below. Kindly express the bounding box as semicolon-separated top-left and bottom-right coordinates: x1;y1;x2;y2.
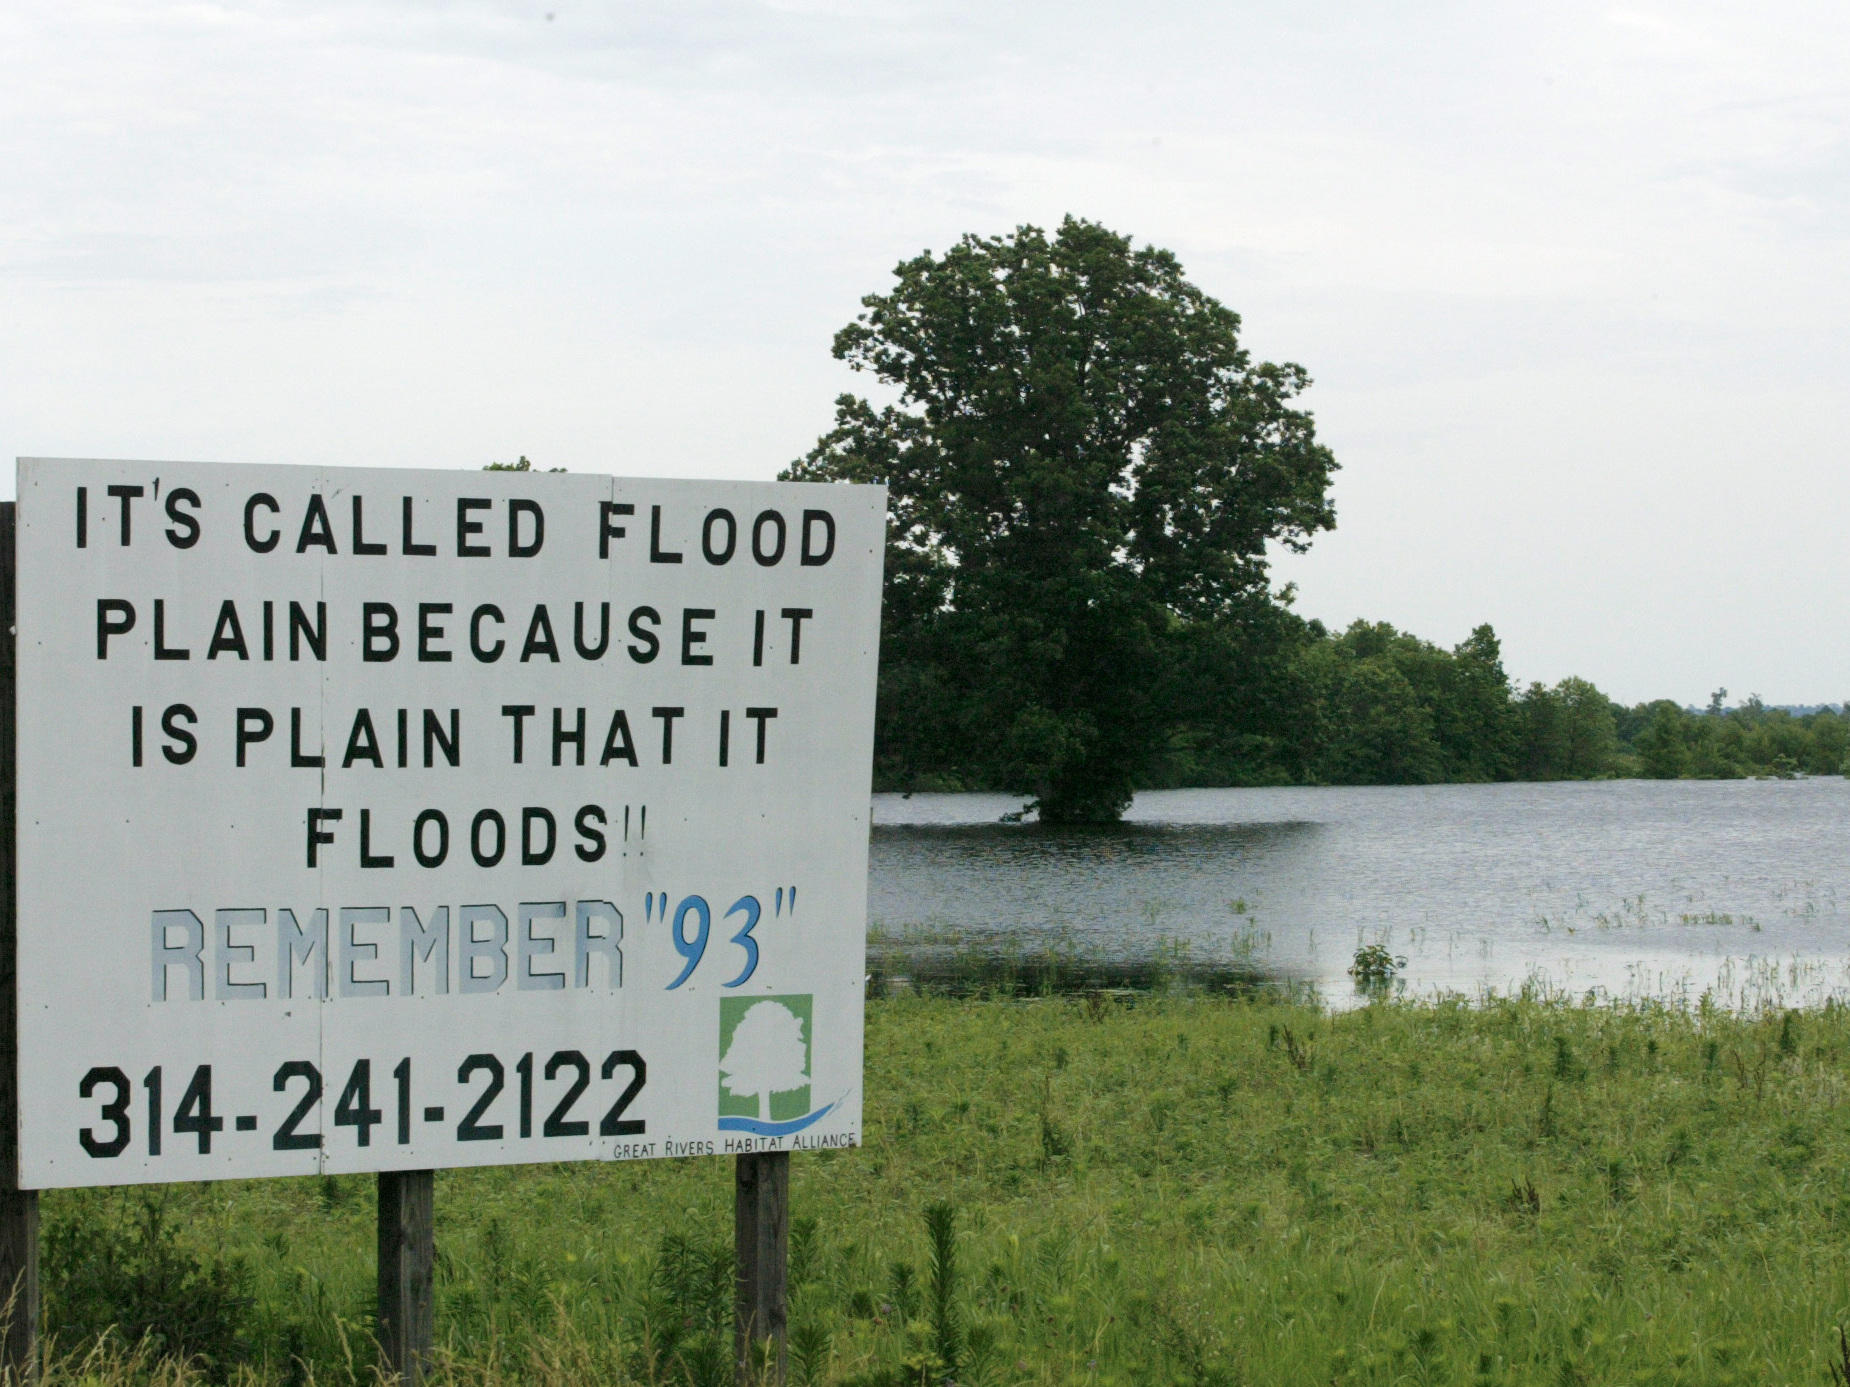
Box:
1289;620;1524;785
43;1193;254;1375
922;1201;960;1378
39;993;1850;1385
786;217;1338;821
482;456;565;472
1519;675;1620;779
1173;617;1555;788
1613;692;1850;780
1348;943;1406;989
777;218;1840;799
630;1229;731;1385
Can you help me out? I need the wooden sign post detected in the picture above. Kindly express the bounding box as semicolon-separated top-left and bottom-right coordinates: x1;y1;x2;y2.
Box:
377;1169;435;1383
0;503;40;1384
734;1149;789;1384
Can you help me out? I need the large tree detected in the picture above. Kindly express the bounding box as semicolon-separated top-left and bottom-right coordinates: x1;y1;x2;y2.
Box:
785;218;1338;822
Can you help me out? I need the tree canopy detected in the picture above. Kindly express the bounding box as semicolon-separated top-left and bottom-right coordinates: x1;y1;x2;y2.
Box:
785;217;1339;822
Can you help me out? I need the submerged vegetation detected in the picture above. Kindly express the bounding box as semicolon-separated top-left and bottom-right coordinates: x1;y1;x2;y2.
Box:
33;990;1850;1384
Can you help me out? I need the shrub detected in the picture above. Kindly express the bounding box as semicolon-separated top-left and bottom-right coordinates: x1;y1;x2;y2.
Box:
43;1193;253;1376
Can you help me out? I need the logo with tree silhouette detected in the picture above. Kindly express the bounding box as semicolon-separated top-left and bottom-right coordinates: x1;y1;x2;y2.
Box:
718;995;817;1131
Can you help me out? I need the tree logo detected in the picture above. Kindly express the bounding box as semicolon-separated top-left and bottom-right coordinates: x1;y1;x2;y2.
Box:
717;995;834;1136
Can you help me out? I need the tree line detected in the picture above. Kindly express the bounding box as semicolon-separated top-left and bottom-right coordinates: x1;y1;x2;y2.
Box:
867;609;1848;794
1152;618;1849;787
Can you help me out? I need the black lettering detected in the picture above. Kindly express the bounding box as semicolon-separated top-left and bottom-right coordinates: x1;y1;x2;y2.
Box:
307;807;342;867
292;707;324;767
245;493;280;552
97;599;135;658
702;508;736;564
471;810;506;868
781;607;813;664
153;599;189;660
649;505;682;563
520;605;560;662
599;501;634;558
363;603;399;662
76;486;87;548
745;706;778;763
297;494;337;553
752;510;786;565
236;708;274;766
509;498;544;557
553;707;585;766
503;705;535;764
574;805;607;861
343;709;384;768
164;488;201;548
162;704;197;764
573;602;610;659
402;496;436;556
599;710;638;767
424;709;460;768
107;484;143;546
413;810;449;867
351;496;386;555
457;498;490;556
206;601;249;660
418;603;452;662
626;607;660;663
801;508;836;565
290;602;327;661
471;604;505;662
521;807;556;865
652;706;684;764
360;808;394;867
681;608;714;666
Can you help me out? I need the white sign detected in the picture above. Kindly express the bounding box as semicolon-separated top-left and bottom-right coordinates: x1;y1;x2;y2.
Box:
13;458;884;1187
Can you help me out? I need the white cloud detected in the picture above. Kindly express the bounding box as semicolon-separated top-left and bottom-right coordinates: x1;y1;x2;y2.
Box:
3;0;1848;700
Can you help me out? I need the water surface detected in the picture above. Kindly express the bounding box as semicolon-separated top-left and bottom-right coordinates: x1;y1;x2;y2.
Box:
869;780;1850;1007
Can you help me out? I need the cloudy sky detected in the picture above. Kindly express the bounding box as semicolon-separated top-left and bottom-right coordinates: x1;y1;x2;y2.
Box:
4;0;1847;705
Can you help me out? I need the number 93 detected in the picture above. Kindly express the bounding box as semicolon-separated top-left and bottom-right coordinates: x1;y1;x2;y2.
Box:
665;893;761;989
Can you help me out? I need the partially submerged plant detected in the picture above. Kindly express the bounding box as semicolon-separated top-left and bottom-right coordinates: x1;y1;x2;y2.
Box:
1348;943;1406;990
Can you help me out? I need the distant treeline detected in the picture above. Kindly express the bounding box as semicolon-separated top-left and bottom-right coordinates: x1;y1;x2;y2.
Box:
876;616;1848;793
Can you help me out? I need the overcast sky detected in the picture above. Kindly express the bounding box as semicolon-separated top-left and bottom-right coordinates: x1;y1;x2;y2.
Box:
4;1;1847;705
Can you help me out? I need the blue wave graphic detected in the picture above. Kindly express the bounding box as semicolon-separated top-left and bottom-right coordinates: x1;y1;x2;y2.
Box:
716;1102;837;1137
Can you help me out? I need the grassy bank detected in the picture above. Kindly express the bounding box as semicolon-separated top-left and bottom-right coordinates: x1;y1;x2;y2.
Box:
35;991;1850;1385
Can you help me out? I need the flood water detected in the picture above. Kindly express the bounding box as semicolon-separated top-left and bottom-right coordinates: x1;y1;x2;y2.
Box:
869;779;1850;1008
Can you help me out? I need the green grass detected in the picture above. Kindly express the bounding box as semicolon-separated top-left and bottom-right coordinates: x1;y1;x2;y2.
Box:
34;992;1850;1384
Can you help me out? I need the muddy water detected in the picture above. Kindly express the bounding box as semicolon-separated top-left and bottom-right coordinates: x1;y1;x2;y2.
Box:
869;779;1850;1007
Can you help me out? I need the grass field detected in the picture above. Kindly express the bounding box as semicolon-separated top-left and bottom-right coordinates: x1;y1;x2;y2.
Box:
34;988;1850;1385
